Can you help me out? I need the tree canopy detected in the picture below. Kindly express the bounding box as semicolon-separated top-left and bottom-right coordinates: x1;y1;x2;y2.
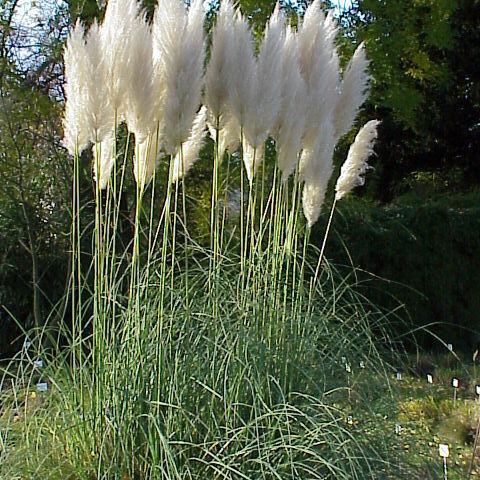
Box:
341;0;480;200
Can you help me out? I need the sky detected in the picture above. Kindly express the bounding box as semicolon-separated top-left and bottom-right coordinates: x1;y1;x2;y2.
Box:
10;0;66;67
12;0;355;25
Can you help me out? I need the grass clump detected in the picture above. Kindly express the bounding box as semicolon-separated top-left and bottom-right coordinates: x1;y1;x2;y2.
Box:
1;258;403;479
0;1;400;478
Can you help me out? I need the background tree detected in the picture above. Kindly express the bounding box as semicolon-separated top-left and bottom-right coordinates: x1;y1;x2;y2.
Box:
339;0;480;201
0;0;72;353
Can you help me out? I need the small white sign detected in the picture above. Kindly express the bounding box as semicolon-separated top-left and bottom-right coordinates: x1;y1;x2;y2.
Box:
359;360;365;369
345;363;352;373
395;423;402;435
427;374;433;384
33;359;43;368
447;343;453;352
439;444;449;458
347;415;353;425
476;385;480;396
36;382;48;392
396;372;402;381
452;378;459;388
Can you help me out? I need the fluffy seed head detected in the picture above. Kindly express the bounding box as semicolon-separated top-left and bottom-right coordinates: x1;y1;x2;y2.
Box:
227;9;256;128
298;6;340;148
62;21;90;155
153;0;205;152
123;12;156;138
243;5;284;149
273;26;308;180
84;21;115;142
93;132;116;190
333;42;370;141
172;106;207;182
207;111;241;162
301;121;336;227
335;119;380;200
133;125;162;188
205;0;236;120
100;0;140;114
242;139;265;185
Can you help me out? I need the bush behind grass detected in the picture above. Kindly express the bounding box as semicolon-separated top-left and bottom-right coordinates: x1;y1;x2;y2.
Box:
313;189;480;352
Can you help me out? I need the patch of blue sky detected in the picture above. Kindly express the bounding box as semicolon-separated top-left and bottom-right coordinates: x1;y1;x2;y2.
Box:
10;0;66;69
330;0;354;16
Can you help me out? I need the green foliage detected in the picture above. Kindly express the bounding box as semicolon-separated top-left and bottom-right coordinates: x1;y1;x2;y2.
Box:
339;0;480;200
354;0;455;128
311;190;480;351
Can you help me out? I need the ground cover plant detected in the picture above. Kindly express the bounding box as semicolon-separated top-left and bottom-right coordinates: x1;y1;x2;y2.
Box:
0;0;439;478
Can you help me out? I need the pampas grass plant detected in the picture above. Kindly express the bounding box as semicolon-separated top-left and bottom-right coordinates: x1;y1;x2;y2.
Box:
0;1;396;478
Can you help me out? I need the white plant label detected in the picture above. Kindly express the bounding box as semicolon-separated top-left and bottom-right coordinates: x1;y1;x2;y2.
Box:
427;374;433;384
347;415;353;425
36;382;48;392
24;339;31;349
33;359;43;368
476;385;480;396
395;423;402;435
396;372;402;381
447;343;453;352
452;378;459;388
345;363;351;373
359;360;365;369
439;444;449;458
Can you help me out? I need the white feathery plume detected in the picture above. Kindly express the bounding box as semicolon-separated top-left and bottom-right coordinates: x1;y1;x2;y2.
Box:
301;121;336;228
84;21;115;143
298;4;339;131
230;5;283;183
100;0;140;117
333;42;370;141
123;13;156;139
243;5;284;150
205;0;236;121
172;106;208;182
242;138;265;184
227;9;256;129
153;0;205;153
93;133;115;190
272;26;308;180
207;112;241;161
63;21;90;155
121;12;160;188
297;3;340;175
302;179;327;229
335;120;380;200
133;124;161;188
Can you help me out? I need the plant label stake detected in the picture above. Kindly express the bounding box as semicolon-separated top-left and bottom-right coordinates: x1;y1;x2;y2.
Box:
447;343;453;352
36;382;48;393
452;378;459;407
476;385;480;401
395;423;402;435
427;374;433;384
396;372;402;381
359;360;365;369
33;359;43;368
347;415;353;425
345;363;351;373
439;444;449;480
